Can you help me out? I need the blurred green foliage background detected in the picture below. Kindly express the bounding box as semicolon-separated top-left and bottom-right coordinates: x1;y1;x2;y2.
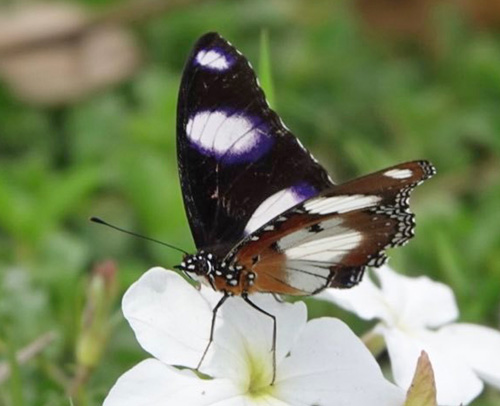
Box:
0;0;499;405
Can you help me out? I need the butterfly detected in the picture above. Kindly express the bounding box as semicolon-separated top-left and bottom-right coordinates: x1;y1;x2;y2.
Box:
174;32;435;381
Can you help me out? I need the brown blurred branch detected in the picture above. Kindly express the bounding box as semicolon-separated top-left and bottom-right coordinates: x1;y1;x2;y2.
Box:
94;0;206;26
0;0;207;105
0;331;57;384
0;0;206;57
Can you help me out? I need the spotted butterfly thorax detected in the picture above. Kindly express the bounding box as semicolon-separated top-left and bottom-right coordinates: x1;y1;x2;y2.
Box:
174;32;435;380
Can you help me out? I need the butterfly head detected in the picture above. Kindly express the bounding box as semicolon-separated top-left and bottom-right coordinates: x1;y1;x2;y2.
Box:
175;250;248;293
175;250;218;277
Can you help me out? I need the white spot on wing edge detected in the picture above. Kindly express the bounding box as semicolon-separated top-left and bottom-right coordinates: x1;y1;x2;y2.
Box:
196;49;230;70
304;195;381;215
384;168;413;179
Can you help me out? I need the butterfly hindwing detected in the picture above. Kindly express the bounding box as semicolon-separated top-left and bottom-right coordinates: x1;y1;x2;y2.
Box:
177;33;333;256
228;161;435;295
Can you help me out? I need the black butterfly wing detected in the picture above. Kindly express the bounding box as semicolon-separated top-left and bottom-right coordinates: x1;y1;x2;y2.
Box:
228;161;435;295
177;33;333;256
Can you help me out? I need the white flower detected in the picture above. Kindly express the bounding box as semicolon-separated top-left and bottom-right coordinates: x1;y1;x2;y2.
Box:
104;267;404;406
321;265;500;405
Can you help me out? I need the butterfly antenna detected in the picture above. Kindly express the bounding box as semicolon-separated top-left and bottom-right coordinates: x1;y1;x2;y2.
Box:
90;217;189;255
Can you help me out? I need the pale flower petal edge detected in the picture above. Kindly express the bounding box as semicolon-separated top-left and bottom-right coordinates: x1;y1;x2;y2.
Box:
318;269;392;322
383;327;483;405
104;358;245;406
375;266;459;328
438;323;500;389
276;318;405;406
122;267;213;368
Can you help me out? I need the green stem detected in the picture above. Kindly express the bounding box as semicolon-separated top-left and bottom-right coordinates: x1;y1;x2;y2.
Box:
48;106;71;169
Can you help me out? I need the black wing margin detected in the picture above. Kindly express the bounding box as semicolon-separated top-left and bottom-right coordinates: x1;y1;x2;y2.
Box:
177;33;333;255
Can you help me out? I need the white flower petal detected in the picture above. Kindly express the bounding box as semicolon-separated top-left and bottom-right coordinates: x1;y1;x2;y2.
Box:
203;295;307;384
375;266;459;329
276;318;404;406
319;270;393;323
104;359;242;406
383;327;483;405
122;268;213;368
199;283;227;308
438;323;500;389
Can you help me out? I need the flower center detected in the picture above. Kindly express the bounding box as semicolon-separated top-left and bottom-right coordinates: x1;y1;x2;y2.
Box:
245;354;274;399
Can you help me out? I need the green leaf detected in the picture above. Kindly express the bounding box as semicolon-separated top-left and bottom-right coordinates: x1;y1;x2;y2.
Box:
258;29;275;108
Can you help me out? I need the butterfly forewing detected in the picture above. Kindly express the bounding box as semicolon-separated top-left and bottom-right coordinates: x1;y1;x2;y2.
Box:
177;33;333;256
228;160;435;295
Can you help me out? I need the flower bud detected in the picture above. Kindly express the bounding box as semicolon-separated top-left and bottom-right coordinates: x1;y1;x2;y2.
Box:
75;260;118;369
405;351;437;406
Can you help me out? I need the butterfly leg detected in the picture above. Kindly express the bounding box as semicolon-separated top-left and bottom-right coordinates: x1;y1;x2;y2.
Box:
197;292;230;371
242;292;277;385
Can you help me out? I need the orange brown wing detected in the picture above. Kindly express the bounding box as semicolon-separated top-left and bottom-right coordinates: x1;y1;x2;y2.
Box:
225;160;435;296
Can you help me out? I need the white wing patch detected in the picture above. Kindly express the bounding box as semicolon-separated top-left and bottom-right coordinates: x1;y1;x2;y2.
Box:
384;168;413;179
276;217;362;261
187;111;260;158
244;188;307;234
304;194;381;215
285;231;362;261
284;260;332;294
195;49;230;70
276;218;341;250
273;218;363;293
